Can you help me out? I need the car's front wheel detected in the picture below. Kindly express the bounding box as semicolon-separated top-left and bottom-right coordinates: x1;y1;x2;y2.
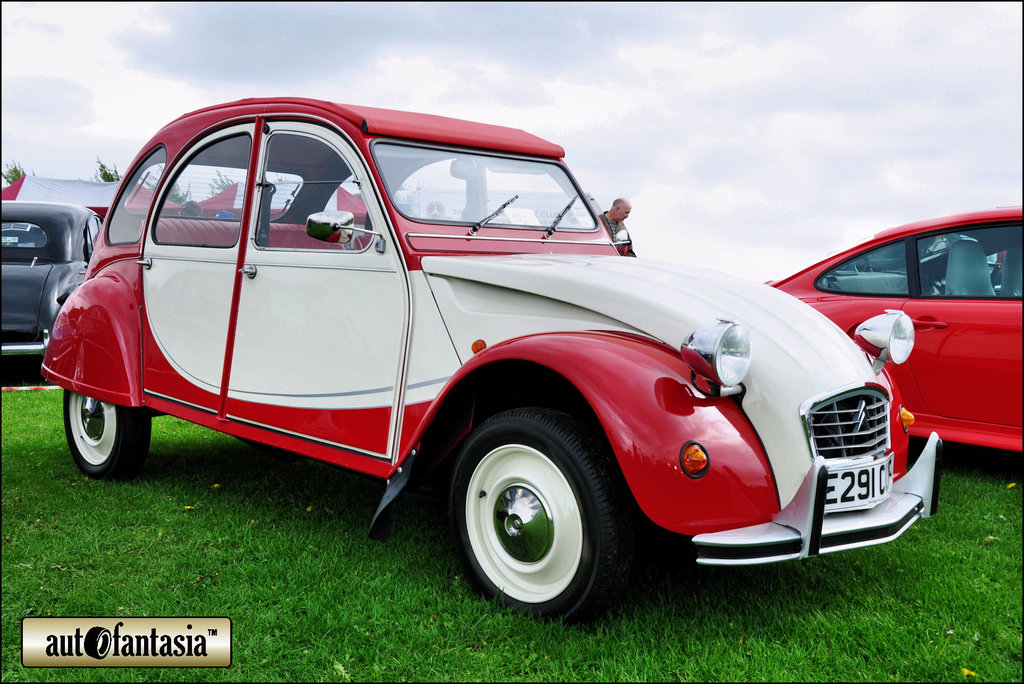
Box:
64;391;151;479
449;408;634;622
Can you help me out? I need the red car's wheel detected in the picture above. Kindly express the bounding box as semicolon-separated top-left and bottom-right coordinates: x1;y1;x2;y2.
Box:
449;407;633;622
64;390;151;480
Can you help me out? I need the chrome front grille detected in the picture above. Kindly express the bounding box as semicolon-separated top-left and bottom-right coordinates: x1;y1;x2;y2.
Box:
804;388;890;460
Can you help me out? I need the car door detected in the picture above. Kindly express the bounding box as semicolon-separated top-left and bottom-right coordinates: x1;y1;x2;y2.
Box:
142;127;253;413
223;123;409;462
901;222;1023;428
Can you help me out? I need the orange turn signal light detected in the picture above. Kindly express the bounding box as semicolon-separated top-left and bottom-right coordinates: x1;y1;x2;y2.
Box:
899;406;915;433
471;339;487;354
681;442;709;478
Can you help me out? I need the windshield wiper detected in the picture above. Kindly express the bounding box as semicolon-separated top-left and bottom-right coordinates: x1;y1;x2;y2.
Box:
545;195;578;237
470;194;519;235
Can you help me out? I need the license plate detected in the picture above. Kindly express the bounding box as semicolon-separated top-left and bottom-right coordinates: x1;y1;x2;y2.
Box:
824;453;894;513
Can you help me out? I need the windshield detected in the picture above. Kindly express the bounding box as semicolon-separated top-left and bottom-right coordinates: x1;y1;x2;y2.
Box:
373;143;596;232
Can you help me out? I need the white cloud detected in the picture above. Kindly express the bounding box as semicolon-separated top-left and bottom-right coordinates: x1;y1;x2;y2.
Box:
2;1;1020;282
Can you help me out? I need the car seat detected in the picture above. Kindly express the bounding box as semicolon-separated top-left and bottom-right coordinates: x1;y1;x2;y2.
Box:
944;239;994;296
1000;248;1022;297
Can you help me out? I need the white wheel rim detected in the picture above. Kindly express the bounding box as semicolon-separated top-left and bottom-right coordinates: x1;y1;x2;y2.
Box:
69;393;117;466
465;443;583;603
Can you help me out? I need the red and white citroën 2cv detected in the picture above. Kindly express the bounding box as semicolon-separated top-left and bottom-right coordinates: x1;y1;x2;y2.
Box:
42;98;941;621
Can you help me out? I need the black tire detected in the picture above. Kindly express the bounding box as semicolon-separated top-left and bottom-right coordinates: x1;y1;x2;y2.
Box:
448;407;634;622
63;390;151;480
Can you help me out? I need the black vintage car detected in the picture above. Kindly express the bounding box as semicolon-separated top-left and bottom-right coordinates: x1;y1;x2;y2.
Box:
2;201;101;357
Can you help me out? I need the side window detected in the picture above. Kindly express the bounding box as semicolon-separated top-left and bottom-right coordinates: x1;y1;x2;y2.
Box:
917;223;1022;298
106;148;167;245
84;215;101;260
255;132;371;251
815;242;908;295
152;134;251;248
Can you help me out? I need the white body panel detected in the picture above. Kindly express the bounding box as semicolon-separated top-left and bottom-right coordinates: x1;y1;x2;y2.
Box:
423;254;878;506
143;247;236;394
404;271;463;406
230;247;404;410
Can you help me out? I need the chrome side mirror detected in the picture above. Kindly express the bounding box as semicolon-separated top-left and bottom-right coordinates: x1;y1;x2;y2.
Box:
306;210;355;245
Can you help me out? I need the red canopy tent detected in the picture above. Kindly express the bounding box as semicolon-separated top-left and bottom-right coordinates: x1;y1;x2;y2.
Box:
199;183;242;217
336;187;367;223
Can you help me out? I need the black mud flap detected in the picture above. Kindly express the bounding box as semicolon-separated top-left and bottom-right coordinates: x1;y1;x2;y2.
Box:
368;450;416;542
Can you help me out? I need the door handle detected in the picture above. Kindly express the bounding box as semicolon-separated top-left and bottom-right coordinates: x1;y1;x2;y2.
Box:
911;317;948;330
239;264;257;279
137;257;152;269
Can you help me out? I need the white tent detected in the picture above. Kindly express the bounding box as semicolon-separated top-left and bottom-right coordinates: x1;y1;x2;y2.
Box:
2;176;118;216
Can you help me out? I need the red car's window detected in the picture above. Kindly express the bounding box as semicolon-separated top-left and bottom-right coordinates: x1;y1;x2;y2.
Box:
916;223;1022;298
253;132;372;252
373;142;597;232
152;134;250;248
106;148;167;245
815;241;909;296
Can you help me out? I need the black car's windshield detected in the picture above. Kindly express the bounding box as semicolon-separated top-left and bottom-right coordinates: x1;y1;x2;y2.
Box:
373;143;596;232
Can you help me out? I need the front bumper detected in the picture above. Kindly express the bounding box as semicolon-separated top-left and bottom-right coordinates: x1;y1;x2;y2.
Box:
692;431;942;565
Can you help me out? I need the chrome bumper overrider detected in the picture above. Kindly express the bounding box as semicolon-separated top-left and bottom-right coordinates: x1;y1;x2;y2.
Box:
693;432;942;565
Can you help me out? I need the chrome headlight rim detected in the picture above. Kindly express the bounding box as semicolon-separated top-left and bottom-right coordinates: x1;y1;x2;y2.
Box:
854;310;915;372
680;320;752;389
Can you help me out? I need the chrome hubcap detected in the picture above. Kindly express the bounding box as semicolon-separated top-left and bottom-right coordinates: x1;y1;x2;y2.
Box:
493;485;553;562
81;397;106;442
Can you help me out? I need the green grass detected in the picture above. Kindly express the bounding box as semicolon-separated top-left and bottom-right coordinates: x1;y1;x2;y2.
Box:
2;389;1021;682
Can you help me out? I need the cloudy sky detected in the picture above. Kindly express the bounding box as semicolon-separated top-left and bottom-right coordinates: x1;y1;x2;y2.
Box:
2;1;1021;281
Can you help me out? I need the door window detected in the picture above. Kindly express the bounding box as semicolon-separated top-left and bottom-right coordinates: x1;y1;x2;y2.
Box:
254;132;372;252
916;223;1022;298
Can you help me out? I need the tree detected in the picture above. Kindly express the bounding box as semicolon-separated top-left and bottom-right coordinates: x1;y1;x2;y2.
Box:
3;160;30;187
93;158;121;183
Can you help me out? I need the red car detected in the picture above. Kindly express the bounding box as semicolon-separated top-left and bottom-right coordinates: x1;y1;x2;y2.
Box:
773;207;1022;452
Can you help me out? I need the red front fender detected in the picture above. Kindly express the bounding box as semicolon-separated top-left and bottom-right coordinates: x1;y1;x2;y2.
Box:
42;259;143;406
410;331;781;536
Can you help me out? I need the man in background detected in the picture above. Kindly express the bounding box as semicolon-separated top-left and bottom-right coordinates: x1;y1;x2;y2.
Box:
599;198;635;257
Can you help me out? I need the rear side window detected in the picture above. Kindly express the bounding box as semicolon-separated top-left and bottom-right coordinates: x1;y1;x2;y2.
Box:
106;148;168;245
152;134;251;248
815;241;909;296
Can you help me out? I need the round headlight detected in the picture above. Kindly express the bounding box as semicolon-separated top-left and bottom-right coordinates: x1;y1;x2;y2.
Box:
681;321;752;388
854;310;915;368
888;312;915;365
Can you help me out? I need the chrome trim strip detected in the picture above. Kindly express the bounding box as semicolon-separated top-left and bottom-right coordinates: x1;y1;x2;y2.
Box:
145;256;238;266
226;414;389;461
144;390;218;415
237;261;396;274
407;375;450;390
406;232;615;247
227;384;394;401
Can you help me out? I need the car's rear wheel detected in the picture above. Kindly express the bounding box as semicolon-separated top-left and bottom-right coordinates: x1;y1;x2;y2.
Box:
64;390;151;479
449;407;633;622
